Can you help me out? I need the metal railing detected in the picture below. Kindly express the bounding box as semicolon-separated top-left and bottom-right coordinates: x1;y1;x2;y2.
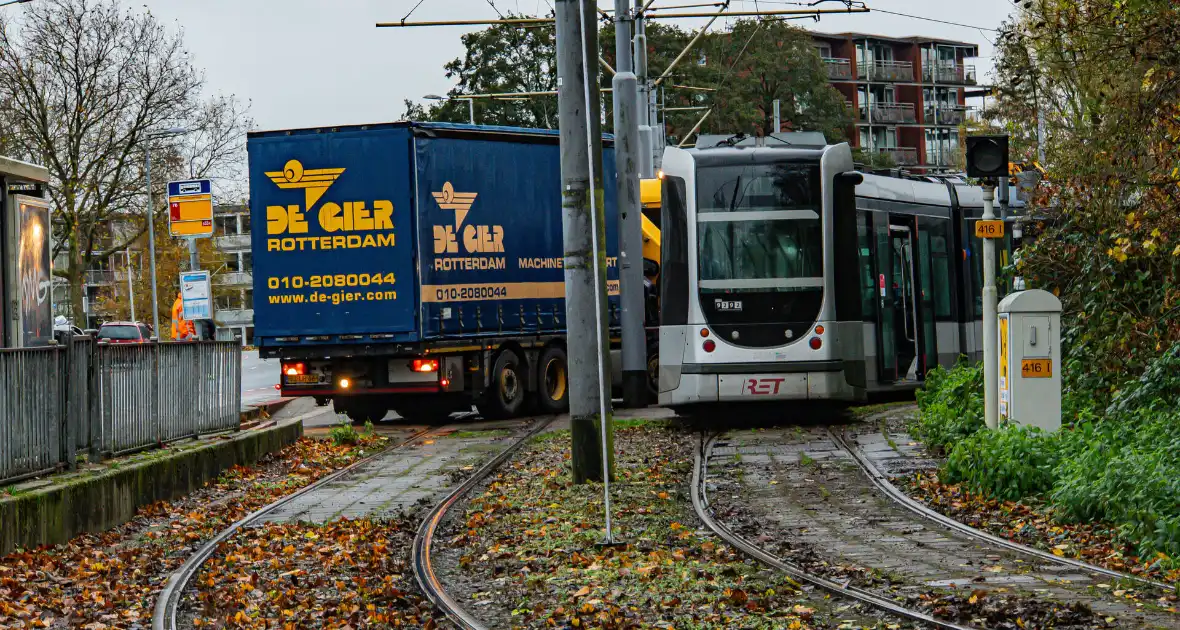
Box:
861;102;917;124
925;106;968;126
823;57;852;80
86;270;116;286
0;338;242;484
924;62;977;85
878;147;920;166
857;60;914;82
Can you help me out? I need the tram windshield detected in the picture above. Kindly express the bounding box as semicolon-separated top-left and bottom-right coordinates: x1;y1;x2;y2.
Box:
696;162;822;293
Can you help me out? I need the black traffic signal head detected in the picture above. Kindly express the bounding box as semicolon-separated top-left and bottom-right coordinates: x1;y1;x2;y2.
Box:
966;135;1009;179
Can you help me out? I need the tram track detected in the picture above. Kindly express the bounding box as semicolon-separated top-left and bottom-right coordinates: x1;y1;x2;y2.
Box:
412;415;556;630
151;425;442;630
828;424;1174;594
692;431;979;630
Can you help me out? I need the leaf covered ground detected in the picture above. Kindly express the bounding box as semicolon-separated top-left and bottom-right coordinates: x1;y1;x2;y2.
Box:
185;517;441;629
903;470;1180;596
0;434;388;629
439;422;891;629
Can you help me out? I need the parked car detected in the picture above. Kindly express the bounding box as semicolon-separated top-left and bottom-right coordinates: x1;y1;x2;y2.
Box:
97;321;152;343
53;316;84;344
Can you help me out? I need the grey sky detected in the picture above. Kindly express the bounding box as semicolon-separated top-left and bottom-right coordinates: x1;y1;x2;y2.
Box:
116;0;1016;132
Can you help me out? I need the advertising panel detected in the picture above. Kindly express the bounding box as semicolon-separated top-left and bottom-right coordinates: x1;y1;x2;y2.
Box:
17;196;52;347
248;127;417;338
414;134;620;338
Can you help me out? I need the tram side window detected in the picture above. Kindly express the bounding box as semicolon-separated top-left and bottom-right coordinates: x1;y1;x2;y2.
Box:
857;210;875;318
928;221;952;320
970;221;983;318
660;176;690;327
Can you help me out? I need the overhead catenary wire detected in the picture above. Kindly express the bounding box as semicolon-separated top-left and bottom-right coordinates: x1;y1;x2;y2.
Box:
378;7;868;28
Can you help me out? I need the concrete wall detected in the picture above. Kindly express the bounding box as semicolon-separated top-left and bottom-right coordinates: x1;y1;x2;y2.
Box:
0;418;302;555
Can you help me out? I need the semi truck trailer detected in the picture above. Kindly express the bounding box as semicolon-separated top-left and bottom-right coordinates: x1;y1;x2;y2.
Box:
248;122;622;422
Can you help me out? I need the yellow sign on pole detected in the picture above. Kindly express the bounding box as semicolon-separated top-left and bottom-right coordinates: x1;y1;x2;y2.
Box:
975;219;1005;239
167;179;214;238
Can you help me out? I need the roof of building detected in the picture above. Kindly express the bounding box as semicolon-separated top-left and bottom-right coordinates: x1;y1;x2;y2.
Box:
813;31;979;51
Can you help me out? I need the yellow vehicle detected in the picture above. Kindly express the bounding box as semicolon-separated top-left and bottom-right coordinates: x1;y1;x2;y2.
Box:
640;176;662;280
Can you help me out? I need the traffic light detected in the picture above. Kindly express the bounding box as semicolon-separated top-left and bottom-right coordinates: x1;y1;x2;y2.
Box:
966;135;1009;179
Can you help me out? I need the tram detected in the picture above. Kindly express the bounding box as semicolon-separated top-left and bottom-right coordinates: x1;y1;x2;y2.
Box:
655;135;1001;408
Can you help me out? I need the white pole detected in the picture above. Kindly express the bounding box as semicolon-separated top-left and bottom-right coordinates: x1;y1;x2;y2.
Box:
982;184;999;430
468;98;475;125
773;98;781;133
126;249;136;322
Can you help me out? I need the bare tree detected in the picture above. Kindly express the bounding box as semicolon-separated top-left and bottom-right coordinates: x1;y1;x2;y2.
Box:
0;0;250;324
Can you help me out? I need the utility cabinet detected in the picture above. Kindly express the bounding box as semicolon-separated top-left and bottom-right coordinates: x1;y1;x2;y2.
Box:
998;289;1062;432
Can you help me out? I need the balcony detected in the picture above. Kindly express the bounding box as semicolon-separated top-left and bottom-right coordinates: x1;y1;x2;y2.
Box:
215;309;254;327
924;105;968;126
86;270;115;286
878;147;919;166
823;57;852;80
924;62;977;85
857;60;914;82
860;102;916;124
215;234;251;251
216;271;252;287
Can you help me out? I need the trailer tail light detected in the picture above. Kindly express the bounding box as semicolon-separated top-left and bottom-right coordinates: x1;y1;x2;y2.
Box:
283;362;306;376
703;339;716;353
338;378;351;389
440;378;450;388
411;359;439;373
809;337;822;350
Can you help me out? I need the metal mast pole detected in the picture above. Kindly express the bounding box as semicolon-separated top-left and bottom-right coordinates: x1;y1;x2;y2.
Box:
556;0;614;484
982;183;999;430
613;0;646;408
145;151;161;337
634;0;653;177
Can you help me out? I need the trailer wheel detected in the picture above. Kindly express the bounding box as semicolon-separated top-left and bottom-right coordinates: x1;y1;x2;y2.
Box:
479;349;526;419
535;346;569;414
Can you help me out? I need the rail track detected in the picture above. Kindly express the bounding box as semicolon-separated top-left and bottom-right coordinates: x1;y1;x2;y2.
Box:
829;423;1173;593
152;425;442;630
693;431;979;630
411;415;556;630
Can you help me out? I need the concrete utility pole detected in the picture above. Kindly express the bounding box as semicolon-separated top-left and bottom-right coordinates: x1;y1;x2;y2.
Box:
633;0;653;178
556;0;614;485
982;183;999;430
613;0;646;408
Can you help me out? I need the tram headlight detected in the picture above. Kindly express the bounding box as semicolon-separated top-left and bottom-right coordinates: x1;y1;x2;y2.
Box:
703;339;716;353
809;337;822;350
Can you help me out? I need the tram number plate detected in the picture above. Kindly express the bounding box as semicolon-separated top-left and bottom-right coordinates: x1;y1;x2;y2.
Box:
286;374;318;384
1020;359;1052;378
975;220;1005;239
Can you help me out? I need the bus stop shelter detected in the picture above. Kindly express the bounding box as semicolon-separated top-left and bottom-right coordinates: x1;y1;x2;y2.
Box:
0;155;52;348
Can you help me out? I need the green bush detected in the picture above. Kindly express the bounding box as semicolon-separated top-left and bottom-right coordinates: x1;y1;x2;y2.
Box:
943;425;1061;502
911;361;985;453
329;421;360;446
1051;411;1180;557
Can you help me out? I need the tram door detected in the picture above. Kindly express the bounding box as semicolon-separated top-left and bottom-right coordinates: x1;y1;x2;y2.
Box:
888;225;921;381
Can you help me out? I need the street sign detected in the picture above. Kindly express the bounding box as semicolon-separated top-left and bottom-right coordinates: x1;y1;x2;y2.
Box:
180;271;212;320
167;179;214;238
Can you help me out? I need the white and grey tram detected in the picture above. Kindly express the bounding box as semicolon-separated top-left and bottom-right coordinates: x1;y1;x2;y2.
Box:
655;136;1000;407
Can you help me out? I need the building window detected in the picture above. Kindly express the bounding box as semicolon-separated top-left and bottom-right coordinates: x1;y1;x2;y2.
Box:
241;252;252;272
243;289;253;310
215;294;236;311
224;255;241;273
215;215;238;236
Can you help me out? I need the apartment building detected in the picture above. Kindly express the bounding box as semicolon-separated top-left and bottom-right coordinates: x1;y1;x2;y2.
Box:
812;32;980;170
211;204;254;345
